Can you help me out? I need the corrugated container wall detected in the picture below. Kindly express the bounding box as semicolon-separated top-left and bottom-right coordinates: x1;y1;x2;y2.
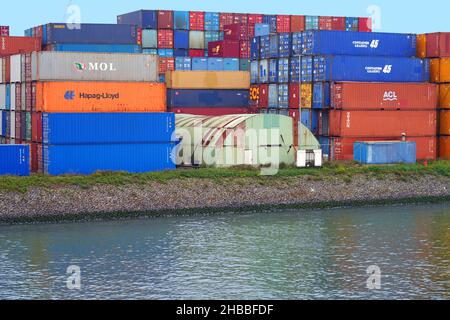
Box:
117;10;158;29
31;52;159;82
0;145;30;176
354;141;416;164
165;71;250;89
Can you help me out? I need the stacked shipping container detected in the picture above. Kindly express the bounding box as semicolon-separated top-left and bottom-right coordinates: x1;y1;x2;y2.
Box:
1;50;175;174
250;29;437;160
166;70;251;116
418;32;450;159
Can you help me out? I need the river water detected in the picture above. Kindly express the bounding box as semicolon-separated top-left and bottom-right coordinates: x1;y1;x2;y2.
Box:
0;203;448;300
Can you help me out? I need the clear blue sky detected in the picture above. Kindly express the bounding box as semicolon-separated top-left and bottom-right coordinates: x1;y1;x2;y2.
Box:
1;0;448;36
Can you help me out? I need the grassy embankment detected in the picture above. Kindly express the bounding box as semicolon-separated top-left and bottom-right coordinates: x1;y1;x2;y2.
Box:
1;161;449;194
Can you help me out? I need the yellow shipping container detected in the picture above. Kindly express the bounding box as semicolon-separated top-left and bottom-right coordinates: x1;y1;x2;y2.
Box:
300;84;312;108
165;71;250;89
440;110;450;135
439;84;450;109
439;136;450;159
416;34;427;59
431;58;450;83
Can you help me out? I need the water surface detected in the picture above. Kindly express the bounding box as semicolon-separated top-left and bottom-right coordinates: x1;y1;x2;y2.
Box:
0;203;448;300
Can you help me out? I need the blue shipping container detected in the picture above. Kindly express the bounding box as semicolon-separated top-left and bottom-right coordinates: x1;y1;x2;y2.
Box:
174;49;189;57
292;32;302;56
259;59;269;83
354;141;416;164
305;16;319;30
158;49;174;57
174;30;189;49
192;58;208;70
42;113;175;145
312;82;331;109
263;15;277;33
0;145;30;176
44;23;138;45
255;24;270;37
224;58;239;71
301;56;313;82
167;89;249;108
269;34;279;58
302;31;417;57
174;11;190;30
142;49;158;55
239;59;250;71
175;57;192;70
278;84;289;108
205;31;221;49
278;33;291;58
301;109;320;134
5;85;10;110
346;17;359;31
290;57;301;82
259;35;270;59
277;58;290;83
319;137;330;156
47;44;142;53
268;84;278;108
44;143;176;175
251;37;260;60
269;59;278;83
312;56;430;82
117;10;158;29
204;12;220;31
208;58;224;71
250;61;259;83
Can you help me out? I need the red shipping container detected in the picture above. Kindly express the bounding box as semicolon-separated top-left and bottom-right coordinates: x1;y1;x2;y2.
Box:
0;26;9;36
331;17;346;31
289;109;300;147
329;136;437;161
37;143;43;173
329;110;437;137
224;24;252;41
239;41;250;59
189;11;205;31
170;107;249;116
426;33;450;58
359;17;372;32
331;82;438;110
208;40;240;58
24;53;32;82
15;112;21;140
31;82;36;112
159;58;175;74
157;29;174;49
0;36;41;57
276;15;291;33
319;16;333;30
290;15;305;32
31;143;38;173
233;13;248;24
25;82;32;112
289;83;300;109
158;10;174;29
189;49;204;57
32;112;42;142
259;84;269;108
137;27;142;46
248;14;263;24
220;13;235;31
15;83;21;110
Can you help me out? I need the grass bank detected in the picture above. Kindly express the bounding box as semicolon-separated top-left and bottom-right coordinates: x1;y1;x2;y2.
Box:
1;161;449;193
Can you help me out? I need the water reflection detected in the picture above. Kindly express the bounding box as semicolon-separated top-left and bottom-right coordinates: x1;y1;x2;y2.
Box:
0;203;448;300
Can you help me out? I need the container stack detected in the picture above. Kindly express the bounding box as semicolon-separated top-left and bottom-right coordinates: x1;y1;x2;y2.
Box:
417;32;450;159
1;50;175;175
166;70;250;116
251;29;437;160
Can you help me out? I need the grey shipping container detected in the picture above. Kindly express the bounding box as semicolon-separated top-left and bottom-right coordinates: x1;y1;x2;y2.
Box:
31;52;159;82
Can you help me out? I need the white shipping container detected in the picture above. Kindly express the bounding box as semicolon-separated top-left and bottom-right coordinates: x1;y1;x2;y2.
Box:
10;83;15;111
10;54;21;83
10;111;15;139
0;84;6;110
32;52;159;82
189;31;205;49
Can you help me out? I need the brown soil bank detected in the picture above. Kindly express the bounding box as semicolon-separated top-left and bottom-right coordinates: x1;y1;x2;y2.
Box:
0;163;449;224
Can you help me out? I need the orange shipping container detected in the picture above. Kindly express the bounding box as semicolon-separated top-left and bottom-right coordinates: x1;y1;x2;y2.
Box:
329;110;437;137
440;110;450;135
35;82;166;112
416;34;427;59
165;71;250;89
430;58;450;83
439;136;450;159
439;84;450;109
